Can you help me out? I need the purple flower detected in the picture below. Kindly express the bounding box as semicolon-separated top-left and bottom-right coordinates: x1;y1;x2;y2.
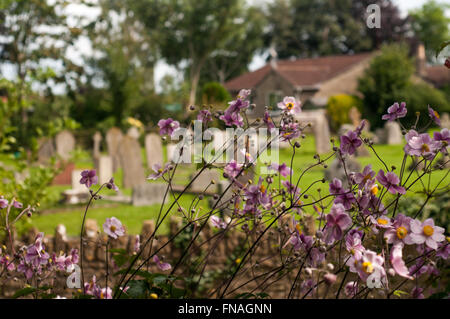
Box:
282;180;299;196
219;109;244;127
134;235;140;253
433;128;449;155
376;170;405;195
158;118;180;136
390;242;413;279
219;97;249;127
353;165;375;188
269;162;292;177
224;160;243;179
329;178;343;195
280;121;301;141
436;242;450;260
237;89;251;99
345;229;365;260
244;177;271;208
13;200;22;209
197;109;212;123
355;119;367;136
428;106;441;126
345;281;358;297
106;178;119;192
147;163;172;180
340;130;362;155
324;204;352;244
411;287;424;299
356;249;386;282
153;255;171;271
263;111;275;130
80;170;98;188
103;217;125;239
384;214;414;245
277;96;301;115
210;215;227;229
24;233;50;269
0;197;9;209
404;130;440;159
334;189;356;210
409;218;445;250
382;102;407;121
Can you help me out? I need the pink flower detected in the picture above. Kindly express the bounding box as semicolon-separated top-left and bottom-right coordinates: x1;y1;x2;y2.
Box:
354;165;375;189
224;160;243;179
409;218;445;250
147;163;172;180
277;96;301;114
356;250;386;282
329;178;343;195
382;102;407;121
411;287;424;299
390;243;413;279
197;109;212;123
158;118;180;136
340;130;362;155
210;215;227;229
0;197;8;209
103;217;125;239
433;128;449;155
428;106;441;126
384;214;415;245
404;130;440;159
324;204;352;244
269;162;292;177
80;170;98;188
263;111;275;130
153;255;171;271
106;178;119;192
345;281;358;297
376;170;405;195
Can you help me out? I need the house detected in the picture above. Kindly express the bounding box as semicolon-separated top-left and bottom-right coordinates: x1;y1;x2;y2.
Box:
224;44;449;119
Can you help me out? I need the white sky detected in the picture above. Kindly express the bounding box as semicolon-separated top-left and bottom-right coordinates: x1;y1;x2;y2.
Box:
1;0;447;93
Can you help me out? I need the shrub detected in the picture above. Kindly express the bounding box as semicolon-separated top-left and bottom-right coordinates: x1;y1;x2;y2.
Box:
326;94;362;132
201;82;231;108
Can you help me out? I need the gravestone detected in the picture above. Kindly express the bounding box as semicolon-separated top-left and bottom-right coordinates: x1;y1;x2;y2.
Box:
190;169;220;193
348;106;361;127
324;155;361;185
145;133;163;169
61;169;90;204
295;110;331;154
106;127;123;172
37;137;55;164
93;131;102;159
374;128;387;144
55;130;75;161
118;136;146;188
96;155;113;185
441;112;450;129
385;121;403;145
131;183;167;206
127;127;140;139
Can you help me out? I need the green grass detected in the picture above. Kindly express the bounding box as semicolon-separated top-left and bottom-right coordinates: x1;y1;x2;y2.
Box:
31;132;449;236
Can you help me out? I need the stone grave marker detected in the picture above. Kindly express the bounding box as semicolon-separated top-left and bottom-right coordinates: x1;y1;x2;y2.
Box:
37;137;55;164
385;121;403;145
55;130;75;161
96;155;113;185
145;133;163;169
106;127;123;172
131;183;167;206
118;136;146;188
190;169;220;193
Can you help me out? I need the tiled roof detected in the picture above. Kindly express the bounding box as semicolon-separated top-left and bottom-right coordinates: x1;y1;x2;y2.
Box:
225;53;373;91
424;65;450;88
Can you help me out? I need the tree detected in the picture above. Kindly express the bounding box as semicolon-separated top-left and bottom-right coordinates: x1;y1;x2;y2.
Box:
131;0;249;108
0;0;82;147
357;44;414;128
264;0;373;59
410;0;450;62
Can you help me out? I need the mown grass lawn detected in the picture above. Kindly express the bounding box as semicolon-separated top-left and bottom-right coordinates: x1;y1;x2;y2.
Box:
30;133;448;236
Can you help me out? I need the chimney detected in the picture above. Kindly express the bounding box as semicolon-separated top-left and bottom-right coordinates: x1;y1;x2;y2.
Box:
269;46;278;69
415;43;426;77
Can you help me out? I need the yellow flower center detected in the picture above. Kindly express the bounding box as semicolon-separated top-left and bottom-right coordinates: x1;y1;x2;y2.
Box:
110;225;116;233
423;225;434;237
421;144;430;153
362;261;374;274
396;226;407;239
149;293;158;299
371;185;379;195
434;111;440;119
100;291;105;299
260;184;266;193
286;102;294;110
295;223;302;235
377;218;388;225
235;258;242;264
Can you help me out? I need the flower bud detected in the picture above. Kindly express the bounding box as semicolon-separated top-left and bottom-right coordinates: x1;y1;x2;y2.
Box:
324;273;337;285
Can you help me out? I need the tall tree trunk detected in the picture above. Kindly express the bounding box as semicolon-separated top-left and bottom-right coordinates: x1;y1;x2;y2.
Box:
187;58;205;110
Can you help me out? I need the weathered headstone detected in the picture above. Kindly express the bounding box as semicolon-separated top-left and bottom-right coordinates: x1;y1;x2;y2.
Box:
441;112;450;129
106;127;123;172
131;183;167;206
190;170;220;193
385;121;403;145
127;127;140;139
93;131;102;159
145;133;163;169
96;155;113;185
55;130;75;161
324;155;361;185
312;113;331;154
348;106;361;127
118;136;146;188
37;137;55;164
61;169;90;204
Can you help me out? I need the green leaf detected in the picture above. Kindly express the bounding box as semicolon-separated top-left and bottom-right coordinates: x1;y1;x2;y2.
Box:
436;40;450;58
13;287;37;299
393;290;408;297
126;280;150;299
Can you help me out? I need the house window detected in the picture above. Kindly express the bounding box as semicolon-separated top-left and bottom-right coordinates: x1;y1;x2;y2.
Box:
266;91;284;115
